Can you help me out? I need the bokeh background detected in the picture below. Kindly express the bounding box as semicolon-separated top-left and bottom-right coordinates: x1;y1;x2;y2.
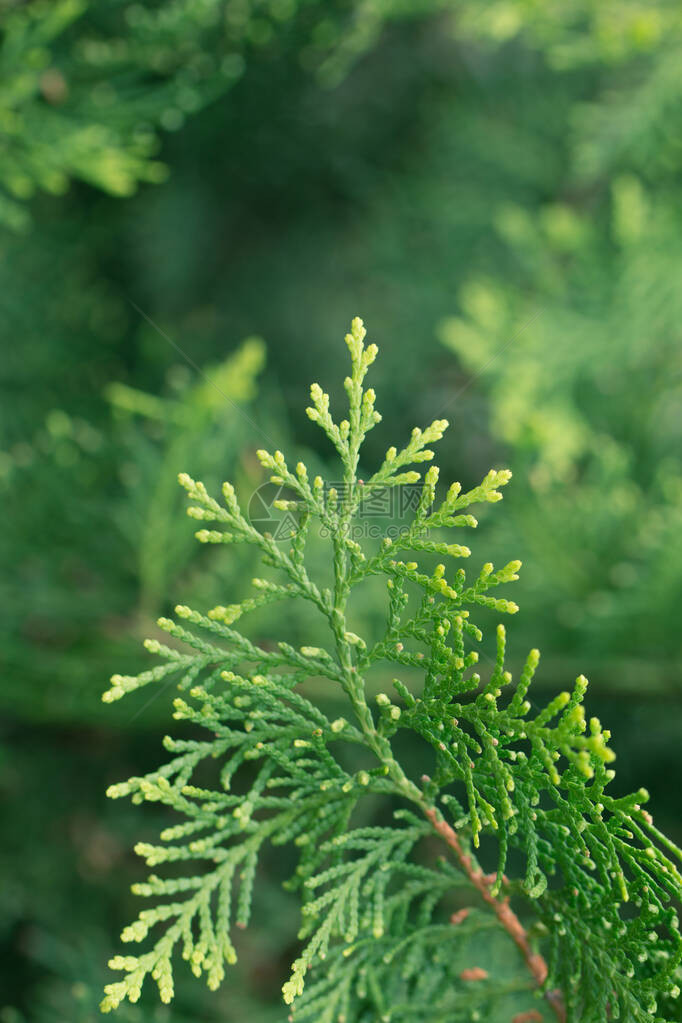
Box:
2;1;682;1020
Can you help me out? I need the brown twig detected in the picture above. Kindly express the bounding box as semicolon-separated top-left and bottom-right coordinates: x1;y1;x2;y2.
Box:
424;807;566;1022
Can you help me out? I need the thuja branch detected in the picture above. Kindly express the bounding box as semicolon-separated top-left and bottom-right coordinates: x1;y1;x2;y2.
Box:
102;317;682;1023
425;807;566;1022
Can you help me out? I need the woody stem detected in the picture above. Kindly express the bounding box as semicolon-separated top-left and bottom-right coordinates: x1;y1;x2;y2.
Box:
424;807;566;1022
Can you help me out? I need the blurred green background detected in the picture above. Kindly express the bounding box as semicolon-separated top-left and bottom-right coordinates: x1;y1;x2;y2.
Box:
2;1;682;1019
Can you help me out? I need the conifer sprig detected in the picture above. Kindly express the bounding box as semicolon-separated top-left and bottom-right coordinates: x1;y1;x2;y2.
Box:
102;318;682;1022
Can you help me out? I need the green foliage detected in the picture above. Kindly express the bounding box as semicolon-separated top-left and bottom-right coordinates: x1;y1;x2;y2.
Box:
103;320;682;1021
0;328;264;722
0;0;446;228
6;2;682;1019
438;5;682;669
106;334;266;615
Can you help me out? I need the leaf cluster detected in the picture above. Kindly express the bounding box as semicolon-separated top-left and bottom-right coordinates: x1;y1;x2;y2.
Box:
103;319;682;1022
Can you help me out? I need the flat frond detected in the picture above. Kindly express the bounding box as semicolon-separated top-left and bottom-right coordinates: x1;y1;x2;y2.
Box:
104;318;682;1023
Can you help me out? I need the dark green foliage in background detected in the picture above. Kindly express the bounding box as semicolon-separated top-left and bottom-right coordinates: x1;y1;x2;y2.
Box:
2;1;682;1020
0;0;446;229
